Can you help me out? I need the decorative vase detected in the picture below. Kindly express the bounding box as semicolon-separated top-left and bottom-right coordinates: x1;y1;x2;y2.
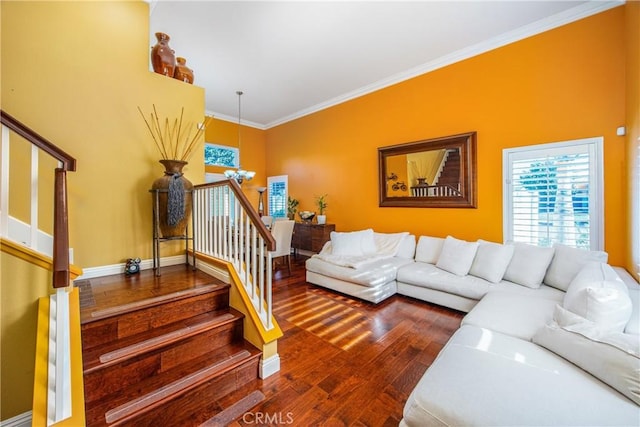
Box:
151;160;193;238
173;57;194;84
317;215;326;225
150;32;176;77
416;177;428;186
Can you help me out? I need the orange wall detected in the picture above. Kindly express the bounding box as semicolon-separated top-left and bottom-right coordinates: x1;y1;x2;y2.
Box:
265;7;628;265
204;117;268;208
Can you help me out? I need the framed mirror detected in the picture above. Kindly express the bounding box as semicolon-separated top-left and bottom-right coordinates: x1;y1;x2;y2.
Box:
378;132;477;208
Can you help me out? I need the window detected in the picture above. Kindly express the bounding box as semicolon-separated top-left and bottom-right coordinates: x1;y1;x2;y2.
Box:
267;175;288;219
503;137;603;250
204;143;238;168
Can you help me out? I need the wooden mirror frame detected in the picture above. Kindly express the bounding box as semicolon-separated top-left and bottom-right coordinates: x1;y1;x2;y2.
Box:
378;131;477;208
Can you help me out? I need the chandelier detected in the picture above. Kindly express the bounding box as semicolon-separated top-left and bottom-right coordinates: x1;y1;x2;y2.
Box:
224;90;255;184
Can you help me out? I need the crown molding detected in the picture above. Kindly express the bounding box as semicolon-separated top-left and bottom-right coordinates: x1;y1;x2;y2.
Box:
263;0;624;129
206;110;267;131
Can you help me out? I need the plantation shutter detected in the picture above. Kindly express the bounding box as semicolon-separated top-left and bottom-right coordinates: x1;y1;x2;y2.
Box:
503;137;603;250
267;175;288;219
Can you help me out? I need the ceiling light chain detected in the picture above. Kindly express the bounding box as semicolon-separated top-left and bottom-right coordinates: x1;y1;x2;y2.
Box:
224;90;255;184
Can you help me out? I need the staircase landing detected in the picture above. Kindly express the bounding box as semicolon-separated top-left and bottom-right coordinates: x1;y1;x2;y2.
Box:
76;264;264;426
76;264;224;323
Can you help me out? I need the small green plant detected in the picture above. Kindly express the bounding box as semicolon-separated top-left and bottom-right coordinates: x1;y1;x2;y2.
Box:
315;194;328;215
287;196;299;219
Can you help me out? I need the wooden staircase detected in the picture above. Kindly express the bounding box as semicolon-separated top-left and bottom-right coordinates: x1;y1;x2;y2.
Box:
435;149;461;189
77;264;263;426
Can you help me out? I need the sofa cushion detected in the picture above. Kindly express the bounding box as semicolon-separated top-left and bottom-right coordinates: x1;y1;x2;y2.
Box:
305;255;413;288
491;281;565;301
627;286;640;335
392;233;417;259
436;236;478;276
468;240;514;283
461;291;557;340
373;232;412;258
503;242;555;289
401;325;640;427
397;262;490;300
544;244;608;291
414;236;444;264
330;229;375;256
564;262;632;332
533;308;640;405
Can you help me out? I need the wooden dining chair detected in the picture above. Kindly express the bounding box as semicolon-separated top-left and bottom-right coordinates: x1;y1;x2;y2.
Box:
268;219;295;276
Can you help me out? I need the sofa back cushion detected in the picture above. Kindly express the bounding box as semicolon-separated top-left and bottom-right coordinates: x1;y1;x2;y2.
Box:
468;240;515;283
330;229;375;256
544;244;608;291
415;236;445;264
436;236;479;276
563;262;632;332
394;234;417;259
503;242;555;289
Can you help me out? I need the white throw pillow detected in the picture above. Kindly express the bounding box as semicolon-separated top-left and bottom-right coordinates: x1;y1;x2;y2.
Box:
415;236;445;264
360;229;377;256
626;286;640;335
330;229;375;256
533;311;640;405
503;242;555;289
544;244;608;291
436;236;478;276
468;240;515;283
564;263;632;332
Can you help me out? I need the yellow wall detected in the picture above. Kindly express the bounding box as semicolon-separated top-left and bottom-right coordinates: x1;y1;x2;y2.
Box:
266;7;628;265
0;253;51;419
1;1;205;269
625;1;640;277
1;1;205;419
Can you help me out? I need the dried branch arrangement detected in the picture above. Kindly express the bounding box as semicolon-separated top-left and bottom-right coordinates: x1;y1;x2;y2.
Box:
138;105;211;161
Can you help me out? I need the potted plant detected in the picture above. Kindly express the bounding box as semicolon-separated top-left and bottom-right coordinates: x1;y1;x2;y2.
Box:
316;194;328;224
287;196;299;220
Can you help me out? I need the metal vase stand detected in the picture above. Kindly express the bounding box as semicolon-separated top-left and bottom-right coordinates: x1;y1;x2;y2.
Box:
150;188;196;276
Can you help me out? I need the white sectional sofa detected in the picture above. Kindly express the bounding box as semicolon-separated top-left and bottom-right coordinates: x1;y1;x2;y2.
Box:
305;231;640;426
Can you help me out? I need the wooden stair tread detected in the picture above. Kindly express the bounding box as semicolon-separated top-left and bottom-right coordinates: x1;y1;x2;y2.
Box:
83;309;243;373
199;390;266;427
77;264;228;323
86;342;261;426
104;349;256;424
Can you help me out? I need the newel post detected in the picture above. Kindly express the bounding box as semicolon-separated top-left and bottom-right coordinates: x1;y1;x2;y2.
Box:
52;168;70;288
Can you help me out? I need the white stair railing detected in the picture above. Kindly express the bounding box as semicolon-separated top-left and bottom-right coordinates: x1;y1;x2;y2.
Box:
193;180;276;331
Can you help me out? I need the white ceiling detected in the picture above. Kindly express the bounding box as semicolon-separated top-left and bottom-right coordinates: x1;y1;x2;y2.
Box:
149;1;621;129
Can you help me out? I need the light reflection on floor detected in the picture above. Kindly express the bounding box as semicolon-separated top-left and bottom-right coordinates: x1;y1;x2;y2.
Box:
273;290;374;351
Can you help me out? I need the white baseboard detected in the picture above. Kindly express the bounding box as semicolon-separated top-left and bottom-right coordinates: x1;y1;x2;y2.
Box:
259;354;281;379
74;255;187;280
0;411;31;427
194;259;230;284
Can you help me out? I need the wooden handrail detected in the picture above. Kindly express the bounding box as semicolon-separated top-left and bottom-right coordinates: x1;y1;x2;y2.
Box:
194;179;276;251
1;110;75;288
0;110;76;171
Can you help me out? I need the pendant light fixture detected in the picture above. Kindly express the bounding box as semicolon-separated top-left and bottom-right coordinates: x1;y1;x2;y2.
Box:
224;90;255;184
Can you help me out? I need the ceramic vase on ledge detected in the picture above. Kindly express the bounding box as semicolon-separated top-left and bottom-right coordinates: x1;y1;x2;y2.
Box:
173;57;194;84
150;32;176;77
151;160;193;238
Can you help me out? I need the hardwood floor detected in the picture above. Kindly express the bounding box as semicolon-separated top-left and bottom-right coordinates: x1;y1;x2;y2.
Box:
226;257;464;426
